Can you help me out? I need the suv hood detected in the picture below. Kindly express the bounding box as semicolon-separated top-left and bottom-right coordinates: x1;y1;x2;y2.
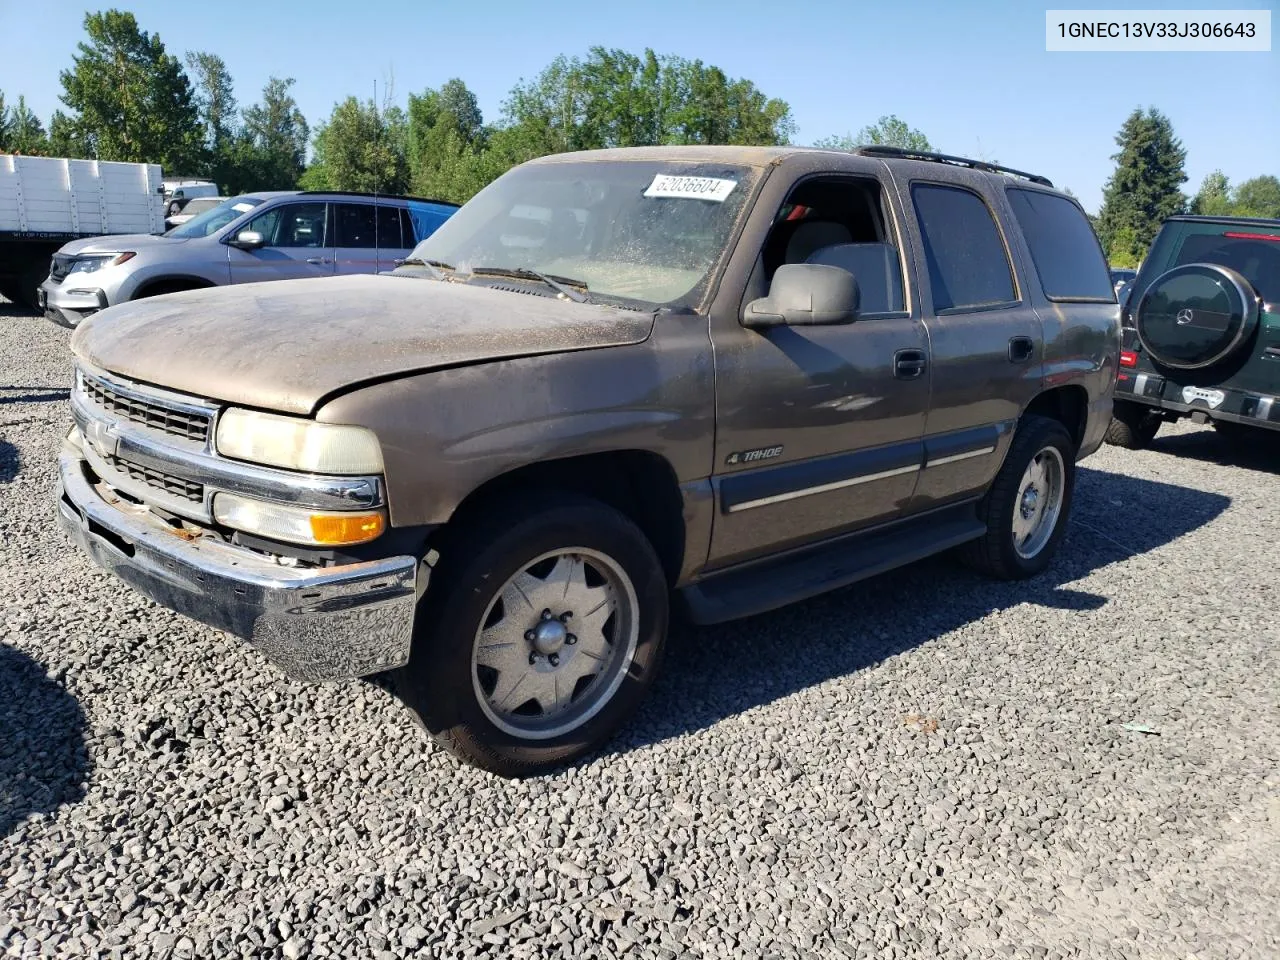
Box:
60;233;184;256
71;274;657;415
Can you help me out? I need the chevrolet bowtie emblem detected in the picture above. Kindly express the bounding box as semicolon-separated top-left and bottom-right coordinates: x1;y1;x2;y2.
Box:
85;420;119;458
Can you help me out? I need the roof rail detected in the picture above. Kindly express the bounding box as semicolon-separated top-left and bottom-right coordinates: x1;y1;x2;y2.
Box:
297;189;460;207
853;145;1054;188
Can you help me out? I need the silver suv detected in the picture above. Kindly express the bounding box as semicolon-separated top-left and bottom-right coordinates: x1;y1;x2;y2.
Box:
40;191;459;328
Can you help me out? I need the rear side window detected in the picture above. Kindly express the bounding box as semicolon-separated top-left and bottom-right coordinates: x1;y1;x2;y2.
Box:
911;184;1016;312
1171;230;1280;303
335;204;378;248
1008;189;1113;301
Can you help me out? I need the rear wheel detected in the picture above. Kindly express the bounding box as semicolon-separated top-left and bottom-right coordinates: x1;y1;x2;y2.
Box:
1104;400;1162;449
391;492;669;777
962;415;1076;580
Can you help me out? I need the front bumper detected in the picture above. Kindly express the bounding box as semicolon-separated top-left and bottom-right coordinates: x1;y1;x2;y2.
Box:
1116;368;1280;432
40;280;108;329
57;442;422;681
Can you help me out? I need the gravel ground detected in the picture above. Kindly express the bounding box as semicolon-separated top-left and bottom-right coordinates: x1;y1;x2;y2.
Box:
2;297;1278;960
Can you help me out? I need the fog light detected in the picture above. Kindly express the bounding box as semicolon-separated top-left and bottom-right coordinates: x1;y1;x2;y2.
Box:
212;492;385;546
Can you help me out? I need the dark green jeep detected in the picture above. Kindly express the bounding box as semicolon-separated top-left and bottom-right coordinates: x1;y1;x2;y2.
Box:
1107;215;1280;448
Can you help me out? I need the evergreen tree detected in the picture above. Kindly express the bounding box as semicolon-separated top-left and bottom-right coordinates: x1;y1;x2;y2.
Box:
1095;107;1187;262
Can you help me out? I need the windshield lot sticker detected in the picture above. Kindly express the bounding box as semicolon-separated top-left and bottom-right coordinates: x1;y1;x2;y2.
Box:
644;175;738;202
726;445;783;465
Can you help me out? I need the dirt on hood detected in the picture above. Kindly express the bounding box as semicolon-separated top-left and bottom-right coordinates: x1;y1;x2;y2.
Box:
71;273;656;414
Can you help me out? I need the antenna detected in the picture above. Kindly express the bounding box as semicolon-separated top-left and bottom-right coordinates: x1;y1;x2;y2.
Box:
373;77;380;271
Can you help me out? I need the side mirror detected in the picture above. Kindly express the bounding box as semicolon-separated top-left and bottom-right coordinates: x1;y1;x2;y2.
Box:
743;263;860;329
229;230;265;250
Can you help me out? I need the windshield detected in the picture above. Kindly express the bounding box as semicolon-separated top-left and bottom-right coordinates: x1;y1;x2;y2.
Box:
167;196;263;239
401;160;758;307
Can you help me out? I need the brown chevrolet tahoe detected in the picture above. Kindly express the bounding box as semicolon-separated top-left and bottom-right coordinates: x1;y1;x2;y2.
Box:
58;145;1120;777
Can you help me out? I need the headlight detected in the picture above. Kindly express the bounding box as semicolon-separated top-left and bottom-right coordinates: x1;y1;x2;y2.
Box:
68;252;135;274
215;408;384;474
213;493;385;546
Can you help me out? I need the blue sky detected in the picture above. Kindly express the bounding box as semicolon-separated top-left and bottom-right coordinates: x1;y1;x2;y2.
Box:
1;0;1275;212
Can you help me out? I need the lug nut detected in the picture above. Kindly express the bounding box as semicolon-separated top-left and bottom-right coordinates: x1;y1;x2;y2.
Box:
525;630;536;642
559;611;573;622
549;654;560;667
541;609;552;620
528;652;539;665
566;634;577;645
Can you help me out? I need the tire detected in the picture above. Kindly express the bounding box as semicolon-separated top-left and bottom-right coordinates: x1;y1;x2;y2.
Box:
961;414;1077;580
0;281;20;304
391;492;670;777
1104;400;1161;449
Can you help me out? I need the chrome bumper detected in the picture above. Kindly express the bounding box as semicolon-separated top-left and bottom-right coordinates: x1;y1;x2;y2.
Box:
56;443;422;682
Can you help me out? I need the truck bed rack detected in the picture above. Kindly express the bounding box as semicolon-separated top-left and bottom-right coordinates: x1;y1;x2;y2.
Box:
854;145;1053;187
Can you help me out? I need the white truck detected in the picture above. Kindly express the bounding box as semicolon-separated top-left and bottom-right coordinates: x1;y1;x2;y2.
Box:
0;154;166;308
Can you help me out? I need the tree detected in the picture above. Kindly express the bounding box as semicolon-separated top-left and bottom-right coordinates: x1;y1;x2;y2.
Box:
1094;107;1187;263
47;110;86;158
185;51;237;155
406;79;491;202
814;115;933;152
501;47;795;157
0;94;11;151
1233;175;1280;219
302;96;408;194
57;10;203;173
8;96;49;154
233;77;309;192
1190;170;1234;216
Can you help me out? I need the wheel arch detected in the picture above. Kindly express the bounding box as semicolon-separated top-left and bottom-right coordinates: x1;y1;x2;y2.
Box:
436;450;687;586
130;275;218;299
1023;384;1089;449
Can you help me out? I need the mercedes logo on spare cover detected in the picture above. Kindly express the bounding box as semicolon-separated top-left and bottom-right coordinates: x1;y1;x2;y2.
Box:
1176;308;1195;325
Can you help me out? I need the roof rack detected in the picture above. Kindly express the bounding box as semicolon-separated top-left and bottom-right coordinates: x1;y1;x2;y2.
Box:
297;189;460;207
853;145;1053;188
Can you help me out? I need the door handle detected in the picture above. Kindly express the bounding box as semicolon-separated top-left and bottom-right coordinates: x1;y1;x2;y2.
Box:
1009;336;1035;363
305;257;331;265
894;348;927;380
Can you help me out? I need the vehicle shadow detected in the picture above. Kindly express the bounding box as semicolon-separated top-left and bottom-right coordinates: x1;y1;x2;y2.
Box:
0;439;16;483
0;300;36;318
608;464;1231;757
0;387;71;406
0;645;91;839
1150;428;1280;474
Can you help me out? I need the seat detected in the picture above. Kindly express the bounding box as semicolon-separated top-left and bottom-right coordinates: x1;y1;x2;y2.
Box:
805;242;905;315
784;220;853;264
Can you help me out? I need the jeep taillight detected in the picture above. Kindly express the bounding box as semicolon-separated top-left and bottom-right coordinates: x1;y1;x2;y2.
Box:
1119;350;1138;368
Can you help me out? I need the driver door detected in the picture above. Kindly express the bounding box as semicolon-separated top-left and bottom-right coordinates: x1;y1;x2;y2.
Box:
706;174;930;568
227;202;336;284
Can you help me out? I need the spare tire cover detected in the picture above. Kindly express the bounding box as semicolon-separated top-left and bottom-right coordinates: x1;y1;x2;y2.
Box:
1134;263;1259;370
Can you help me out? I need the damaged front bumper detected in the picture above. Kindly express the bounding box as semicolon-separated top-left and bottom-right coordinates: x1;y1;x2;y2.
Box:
56;437;422;682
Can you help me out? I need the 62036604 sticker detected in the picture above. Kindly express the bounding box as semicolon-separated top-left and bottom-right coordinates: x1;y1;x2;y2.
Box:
643;175;738;202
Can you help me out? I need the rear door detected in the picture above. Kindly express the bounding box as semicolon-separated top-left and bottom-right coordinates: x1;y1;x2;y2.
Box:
226;201;335;283
333;201;410;275
892;175;1044;512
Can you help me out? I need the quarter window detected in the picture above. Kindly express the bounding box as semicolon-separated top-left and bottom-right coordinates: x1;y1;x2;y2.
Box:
1008;189;1113;300
911;184;1016;311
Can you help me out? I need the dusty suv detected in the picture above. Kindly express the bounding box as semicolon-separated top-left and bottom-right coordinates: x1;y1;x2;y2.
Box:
1106;215;1280;448
39;191;458;329
57;145;1119;776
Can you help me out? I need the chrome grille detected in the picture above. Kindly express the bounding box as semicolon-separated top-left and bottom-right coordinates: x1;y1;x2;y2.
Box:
105;455;204;503
82;375;211;442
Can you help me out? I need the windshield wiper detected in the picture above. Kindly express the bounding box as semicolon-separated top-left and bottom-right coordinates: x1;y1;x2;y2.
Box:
396;257;455;278
470;266;589;303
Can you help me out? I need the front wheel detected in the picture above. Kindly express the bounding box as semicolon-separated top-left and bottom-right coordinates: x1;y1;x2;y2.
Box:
962;415;1076;580
392;493;669;777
